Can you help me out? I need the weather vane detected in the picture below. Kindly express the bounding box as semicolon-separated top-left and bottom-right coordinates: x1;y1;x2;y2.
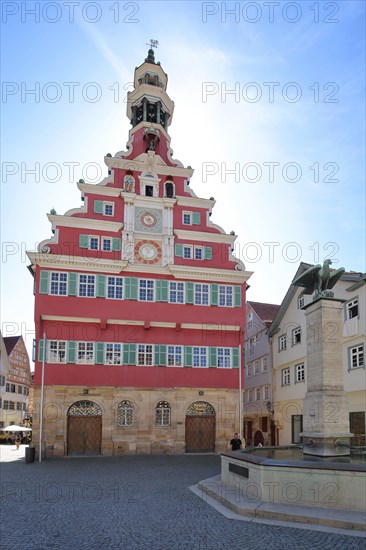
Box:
146;39;159;49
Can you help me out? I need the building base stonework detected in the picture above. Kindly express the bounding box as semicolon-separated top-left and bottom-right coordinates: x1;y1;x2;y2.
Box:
31;386;241;458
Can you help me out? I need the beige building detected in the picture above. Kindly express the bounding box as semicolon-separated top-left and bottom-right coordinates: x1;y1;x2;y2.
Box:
0;334;32;427
269;264;365;446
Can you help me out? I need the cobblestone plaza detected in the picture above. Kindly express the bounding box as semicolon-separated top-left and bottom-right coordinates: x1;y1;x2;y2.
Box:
0;447;364;549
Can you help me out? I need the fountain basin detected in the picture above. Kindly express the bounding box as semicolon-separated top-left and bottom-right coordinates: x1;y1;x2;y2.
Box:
221;446;366;513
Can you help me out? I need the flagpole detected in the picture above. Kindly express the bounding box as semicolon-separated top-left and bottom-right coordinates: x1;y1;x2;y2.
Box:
239;343;243;439
39;333;46;463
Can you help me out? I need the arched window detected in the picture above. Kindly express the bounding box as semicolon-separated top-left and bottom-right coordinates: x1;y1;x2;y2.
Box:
67;400;102;416
155;401;171;426
117;400;135;426
186;401;216;416
165;181;174;198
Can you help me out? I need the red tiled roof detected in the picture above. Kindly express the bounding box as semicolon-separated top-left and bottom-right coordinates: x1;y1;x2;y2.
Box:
3;336;21;355
247;301;281;323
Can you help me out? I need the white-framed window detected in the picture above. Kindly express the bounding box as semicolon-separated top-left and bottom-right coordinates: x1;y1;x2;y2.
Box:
102;238;112;252
195;284;209;306
182;211;191;225
194;246;203;260
292;327;301;345
48;340;67;363
169;282;185;304
247;312;253;329
88;236;100;250
0;375;5;386
295;363;305;383
346;298;358;319
282;367;290;386
217;348;231;368
50;272;67;295
155;401;171;426
183;245;192;259
107;277;123;299
254;360;260;374
298;294;305;309
117;400;134;426
247;363;252;376
105;343;122;365
17;385;22;394
137;344;153;366
17;402;22;411
139;279;154;301
167;345;182;367
262;356;268;372
77;342;94;364
256;387;261;401
249;338;255;351
193;347;207;367
219;285;233;307
349;345;364;369
263;386;269;400
79;274;95;297
279;334;287;351
103;202;114;216
248;389;253;402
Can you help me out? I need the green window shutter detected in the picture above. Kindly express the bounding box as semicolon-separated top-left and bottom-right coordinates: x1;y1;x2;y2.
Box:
154;345;160;366
234;286;242;307
186;282;194;304
210;284;218;306
192;212;201;225
184;346;192;367
204;246;212;260
123;344;130;365
159;345;166;366
128;344;136;365
39;270;49;294
156;280;168;302
123;343;136;365
125;277;138;300
68;272;77;296
232;348;239;368
94;200;103;214
79;234;89;248
112;238;121;251
96;274;106;298
67;341;76;363
209;347;217;368
38;339;47;361
95;342;104;364
175;244;183;257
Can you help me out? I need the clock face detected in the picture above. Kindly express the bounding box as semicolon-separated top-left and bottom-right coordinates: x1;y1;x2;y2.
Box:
136;240;162;264
141;210;157;228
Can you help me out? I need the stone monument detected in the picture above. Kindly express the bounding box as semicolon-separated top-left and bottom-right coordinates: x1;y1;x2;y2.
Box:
293;260;353;456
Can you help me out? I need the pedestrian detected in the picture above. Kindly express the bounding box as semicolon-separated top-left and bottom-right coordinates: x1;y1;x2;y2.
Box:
15;433;21;450
228;432;244;451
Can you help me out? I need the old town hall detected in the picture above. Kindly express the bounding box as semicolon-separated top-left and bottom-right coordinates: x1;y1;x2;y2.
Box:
27;47;251;457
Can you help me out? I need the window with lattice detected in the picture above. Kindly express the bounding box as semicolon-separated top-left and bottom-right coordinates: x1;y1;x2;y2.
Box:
117;401;134;426
155;401;171;426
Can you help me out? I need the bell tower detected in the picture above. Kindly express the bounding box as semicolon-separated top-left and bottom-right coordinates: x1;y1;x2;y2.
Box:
126;41;175;153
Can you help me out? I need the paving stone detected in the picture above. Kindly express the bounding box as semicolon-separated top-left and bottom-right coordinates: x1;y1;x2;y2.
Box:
0;450;364;549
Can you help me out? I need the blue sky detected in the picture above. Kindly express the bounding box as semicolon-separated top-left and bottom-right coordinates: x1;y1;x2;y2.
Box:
1;1;365;358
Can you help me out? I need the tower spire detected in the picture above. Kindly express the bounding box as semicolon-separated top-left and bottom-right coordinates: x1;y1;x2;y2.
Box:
145;39;159;64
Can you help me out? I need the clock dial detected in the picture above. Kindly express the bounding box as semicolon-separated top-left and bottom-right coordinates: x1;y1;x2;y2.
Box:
141;210;157;228
136;240;162;264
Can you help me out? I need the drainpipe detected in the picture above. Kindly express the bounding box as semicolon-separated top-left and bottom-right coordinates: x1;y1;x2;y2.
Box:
39;333;46;462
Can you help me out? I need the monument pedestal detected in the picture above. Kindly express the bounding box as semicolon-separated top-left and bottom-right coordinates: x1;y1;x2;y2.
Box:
300;298;353;456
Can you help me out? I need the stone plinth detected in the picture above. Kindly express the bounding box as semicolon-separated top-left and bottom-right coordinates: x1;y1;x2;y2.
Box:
301;298;353;456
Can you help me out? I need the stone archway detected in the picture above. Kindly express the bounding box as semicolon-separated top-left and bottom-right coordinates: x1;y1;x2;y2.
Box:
185;401;216;453
253;429;265;447
67;400;102;456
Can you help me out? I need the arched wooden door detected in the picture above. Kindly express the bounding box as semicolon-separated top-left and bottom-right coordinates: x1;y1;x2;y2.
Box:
185;401;216;453
67;400;102;456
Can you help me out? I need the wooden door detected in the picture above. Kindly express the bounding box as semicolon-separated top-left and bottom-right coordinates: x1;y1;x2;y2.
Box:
67;416;102;455
185;416;215;452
